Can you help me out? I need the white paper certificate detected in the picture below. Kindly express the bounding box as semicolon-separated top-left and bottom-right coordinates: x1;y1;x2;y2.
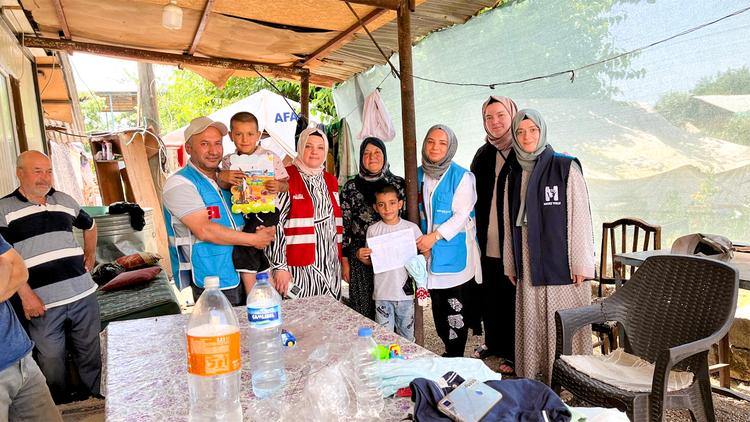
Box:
367;229;418;274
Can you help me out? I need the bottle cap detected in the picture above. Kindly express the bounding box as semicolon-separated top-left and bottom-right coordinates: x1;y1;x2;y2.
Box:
358;327;373;337
204;276;220;289
257;272;269;283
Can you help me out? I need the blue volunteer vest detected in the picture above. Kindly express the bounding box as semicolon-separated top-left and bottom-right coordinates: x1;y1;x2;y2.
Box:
164;164;244;290
508;145;580;286
418;162;475;274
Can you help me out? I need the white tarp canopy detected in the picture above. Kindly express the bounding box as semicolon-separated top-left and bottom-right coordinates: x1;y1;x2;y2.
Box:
162;89;324;159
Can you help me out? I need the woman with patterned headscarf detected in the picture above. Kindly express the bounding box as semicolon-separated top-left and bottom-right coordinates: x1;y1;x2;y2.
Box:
340;137;405;319
469;96;518;373
502;109;594;384
417;124;482;357
268;128;343;299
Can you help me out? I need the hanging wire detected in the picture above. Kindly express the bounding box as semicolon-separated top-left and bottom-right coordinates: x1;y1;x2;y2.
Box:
246;66;303;119
45;128;89;138
39;56;56;96
345;3;750;89
338;70;394;122
344;1;400;79
69;56;105;117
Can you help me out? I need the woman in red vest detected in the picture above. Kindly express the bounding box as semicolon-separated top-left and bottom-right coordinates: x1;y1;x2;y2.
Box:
268;128;343;299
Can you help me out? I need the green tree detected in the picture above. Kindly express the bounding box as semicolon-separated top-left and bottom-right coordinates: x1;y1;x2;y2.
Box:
158;71;337;133
694;67;750;95
416;0;649;99
655;67;750;145
80;92;108;133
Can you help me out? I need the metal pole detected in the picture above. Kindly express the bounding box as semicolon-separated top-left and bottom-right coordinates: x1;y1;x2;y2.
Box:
108;94;115;130
397;0;422;346
300;72;310;121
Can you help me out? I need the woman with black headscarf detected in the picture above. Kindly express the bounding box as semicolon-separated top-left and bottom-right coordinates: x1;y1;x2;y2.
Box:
502;109;594;384
417;124;482;357
341;137;405;319
469;96;518;373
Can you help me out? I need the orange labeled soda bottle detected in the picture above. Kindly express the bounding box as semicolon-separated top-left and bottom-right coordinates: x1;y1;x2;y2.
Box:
186;276;242;422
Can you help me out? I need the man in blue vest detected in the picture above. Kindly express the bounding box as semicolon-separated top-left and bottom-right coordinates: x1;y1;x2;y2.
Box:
0;234;61;421
163;117;275;306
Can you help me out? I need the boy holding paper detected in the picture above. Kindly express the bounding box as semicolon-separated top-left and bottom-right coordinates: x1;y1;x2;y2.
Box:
360;184;423;341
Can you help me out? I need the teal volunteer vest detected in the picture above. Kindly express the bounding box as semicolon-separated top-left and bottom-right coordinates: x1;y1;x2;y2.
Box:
418;162;475;274
164;164;245;290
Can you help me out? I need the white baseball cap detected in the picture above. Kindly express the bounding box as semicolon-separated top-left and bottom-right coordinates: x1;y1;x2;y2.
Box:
184;116;228;143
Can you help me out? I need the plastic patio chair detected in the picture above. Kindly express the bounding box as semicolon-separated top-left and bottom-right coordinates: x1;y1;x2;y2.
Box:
552;255;738;422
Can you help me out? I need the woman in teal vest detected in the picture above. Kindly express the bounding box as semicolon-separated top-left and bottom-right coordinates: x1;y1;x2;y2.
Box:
417;124;482;357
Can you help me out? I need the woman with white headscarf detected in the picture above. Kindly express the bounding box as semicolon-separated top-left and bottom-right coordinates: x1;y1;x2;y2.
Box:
417;124;482;357
502;109;594;384
268;128;343;299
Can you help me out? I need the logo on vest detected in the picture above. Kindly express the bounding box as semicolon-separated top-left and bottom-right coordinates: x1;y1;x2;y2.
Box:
292;193;305;200
544;185;561;206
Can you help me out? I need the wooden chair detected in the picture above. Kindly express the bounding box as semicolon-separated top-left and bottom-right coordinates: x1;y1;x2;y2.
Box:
594;218;661;353
553;255;739;421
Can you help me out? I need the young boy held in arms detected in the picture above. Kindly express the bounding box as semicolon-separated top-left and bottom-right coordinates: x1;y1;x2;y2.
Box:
218;112;289;296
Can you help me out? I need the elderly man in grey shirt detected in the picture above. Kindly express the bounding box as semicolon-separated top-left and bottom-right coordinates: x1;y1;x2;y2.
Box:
0;151;100;404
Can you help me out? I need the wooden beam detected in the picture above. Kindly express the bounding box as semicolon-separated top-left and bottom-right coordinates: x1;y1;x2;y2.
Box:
10;78;29;153
41;99;73;105
414;10;466;25
21;37;308;80
188;0;215;55
300;73;310;120
51;0;71;40
397;0;421;345
342;0;400;10
299;8;387;67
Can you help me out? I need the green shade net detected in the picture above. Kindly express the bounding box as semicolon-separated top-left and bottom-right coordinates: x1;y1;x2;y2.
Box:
333;0;750;250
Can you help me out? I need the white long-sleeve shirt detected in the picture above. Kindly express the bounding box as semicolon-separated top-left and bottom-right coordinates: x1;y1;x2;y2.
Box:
422;171;482;289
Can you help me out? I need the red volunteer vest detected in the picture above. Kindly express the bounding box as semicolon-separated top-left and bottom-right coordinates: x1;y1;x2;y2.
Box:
285;165;343;266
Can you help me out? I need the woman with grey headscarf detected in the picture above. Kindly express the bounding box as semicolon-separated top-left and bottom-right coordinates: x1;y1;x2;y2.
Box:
502;109;594;384
417;124;482;357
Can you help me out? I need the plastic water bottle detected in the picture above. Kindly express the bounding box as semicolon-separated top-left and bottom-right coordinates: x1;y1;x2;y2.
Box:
247;272;287;398
352;327;384;420
186;276;242;422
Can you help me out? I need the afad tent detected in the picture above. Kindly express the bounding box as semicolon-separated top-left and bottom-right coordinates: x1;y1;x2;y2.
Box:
163;89;325;166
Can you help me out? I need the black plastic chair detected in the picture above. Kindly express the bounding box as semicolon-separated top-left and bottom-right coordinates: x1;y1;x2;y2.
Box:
552;255;738;422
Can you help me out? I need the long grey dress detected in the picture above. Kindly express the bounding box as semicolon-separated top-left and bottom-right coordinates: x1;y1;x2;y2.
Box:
503;165;594;384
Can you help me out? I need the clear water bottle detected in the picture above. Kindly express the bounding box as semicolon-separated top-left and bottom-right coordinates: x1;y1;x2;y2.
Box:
247;272;287;398
186;276;242;422
352;327;384;420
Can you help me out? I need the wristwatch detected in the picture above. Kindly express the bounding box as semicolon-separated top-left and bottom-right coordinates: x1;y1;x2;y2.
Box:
434;231;443;241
